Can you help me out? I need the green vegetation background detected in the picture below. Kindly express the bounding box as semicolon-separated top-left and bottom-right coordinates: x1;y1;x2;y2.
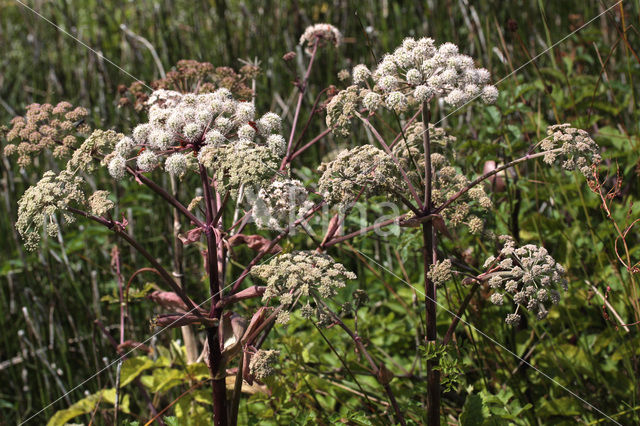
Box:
1;0;639;424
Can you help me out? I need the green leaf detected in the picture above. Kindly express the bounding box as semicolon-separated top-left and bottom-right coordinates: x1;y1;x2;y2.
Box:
140;368;185;393
537;396;582;417
163;417;180;426
460;394;485;426
47;389;129;426
119;356;156;388
187;362;211;381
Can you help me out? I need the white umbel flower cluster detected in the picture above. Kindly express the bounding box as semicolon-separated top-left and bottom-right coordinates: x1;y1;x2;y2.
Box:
540;124;601;177
318;145;405;211
164;152;189;178
326;38;497;137
88;190;114;216
483;237;567;326
251;251;357;314
352;37;498;109
252;179;314;232
105;88;286;194
299;23;342;55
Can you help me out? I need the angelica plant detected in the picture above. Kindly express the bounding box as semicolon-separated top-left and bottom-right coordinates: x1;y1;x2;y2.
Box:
6;85;316;425
318;36;602;426
3;22;606;426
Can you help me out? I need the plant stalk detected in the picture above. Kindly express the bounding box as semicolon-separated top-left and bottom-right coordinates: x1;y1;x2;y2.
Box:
421;102;440;426
283;38;319;166
199;165;228;426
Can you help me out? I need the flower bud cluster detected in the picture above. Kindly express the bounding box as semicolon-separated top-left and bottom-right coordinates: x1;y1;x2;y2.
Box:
540;124;601;177
251;251;357;318
299;23;342;55
317;145;405;211
68;129;123;174
483;237;567;326
248;349;280;381
427;259;452;286
15;129;120;250
3;102;90;167
88;191;114;216
325;85;361;137
16;170;85;251
252;179;314;232
118;60;258;110
200;137;283;197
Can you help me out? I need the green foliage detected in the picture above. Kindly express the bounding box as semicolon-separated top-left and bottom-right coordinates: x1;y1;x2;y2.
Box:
479;389;532;423
421;344;464;393
46;389;129;426
460;394;484;426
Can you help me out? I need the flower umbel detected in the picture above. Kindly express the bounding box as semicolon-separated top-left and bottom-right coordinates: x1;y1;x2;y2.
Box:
428;259;452;286
540;124;601;177
107;88;286;195
3;102;90;167
299;23;342;54
353;37;498;109
251;251;356;308
248;349;280;381
483;237;568;326
16;170;86;251
318;145;405;211
392;124;491;233
326;38;497;137
251;179;314;232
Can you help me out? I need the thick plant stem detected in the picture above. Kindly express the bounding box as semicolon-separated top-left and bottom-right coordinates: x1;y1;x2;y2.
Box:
199;165;227;426
208;328;228;426
421;102;440;426
422;223;440;426
422;103;432;208
170;176;199;364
